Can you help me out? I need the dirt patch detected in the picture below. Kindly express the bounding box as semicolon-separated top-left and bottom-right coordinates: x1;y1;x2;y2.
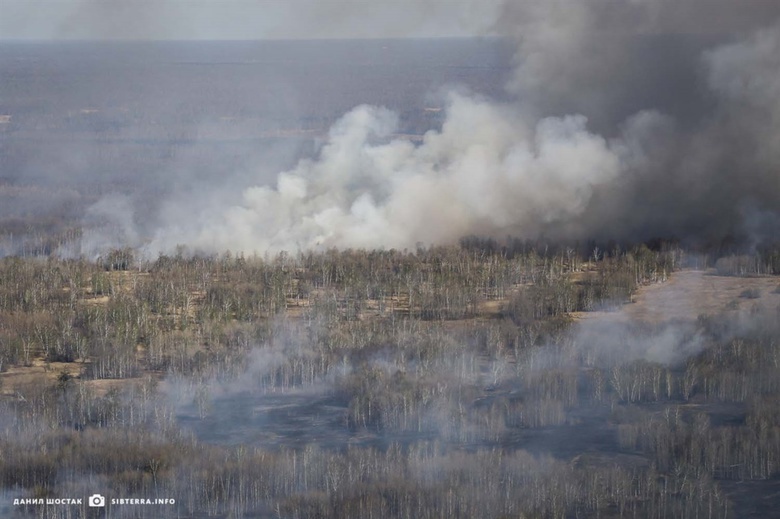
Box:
82;295;111;306
1;360;82;395
81;377;149;397
573;269;780;324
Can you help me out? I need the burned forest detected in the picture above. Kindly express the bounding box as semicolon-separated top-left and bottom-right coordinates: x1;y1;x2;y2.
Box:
1;245;780;517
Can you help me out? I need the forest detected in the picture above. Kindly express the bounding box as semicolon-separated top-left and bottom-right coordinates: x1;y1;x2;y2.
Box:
1;240;779;518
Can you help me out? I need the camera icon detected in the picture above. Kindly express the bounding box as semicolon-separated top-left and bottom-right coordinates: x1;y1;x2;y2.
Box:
88;494;106;507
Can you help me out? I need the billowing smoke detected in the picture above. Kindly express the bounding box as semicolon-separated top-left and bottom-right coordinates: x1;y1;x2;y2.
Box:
145;93;623;254
60;0;780;255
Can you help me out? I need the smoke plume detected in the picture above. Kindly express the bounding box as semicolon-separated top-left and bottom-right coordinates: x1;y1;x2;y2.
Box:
126;1;780;255
145;93;624;254
12;0;774;255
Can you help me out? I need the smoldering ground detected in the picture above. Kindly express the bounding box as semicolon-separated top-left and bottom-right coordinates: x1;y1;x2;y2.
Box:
163;283;779;455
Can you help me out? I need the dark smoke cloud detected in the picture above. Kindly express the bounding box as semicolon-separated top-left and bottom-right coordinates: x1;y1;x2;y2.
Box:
571;19;780;247
469;1;777;249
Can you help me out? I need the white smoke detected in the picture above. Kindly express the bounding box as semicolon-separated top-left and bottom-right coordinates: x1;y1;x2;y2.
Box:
79;194;141;255
145;92;624;254
706;24;780;105
61;1;780;256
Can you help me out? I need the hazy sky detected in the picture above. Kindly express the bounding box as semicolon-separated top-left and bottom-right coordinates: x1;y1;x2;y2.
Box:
4;0;780;41
0;0;504;40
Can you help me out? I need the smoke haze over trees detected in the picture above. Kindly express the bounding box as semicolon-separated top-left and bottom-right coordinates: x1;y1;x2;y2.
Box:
1;246;780;517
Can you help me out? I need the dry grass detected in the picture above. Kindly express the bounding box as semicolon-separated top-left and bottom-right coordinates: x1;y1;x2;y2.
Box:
1;359;81;396
81;376;149;397
573;269;780;324
82;295;111;306
1;359;151;398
